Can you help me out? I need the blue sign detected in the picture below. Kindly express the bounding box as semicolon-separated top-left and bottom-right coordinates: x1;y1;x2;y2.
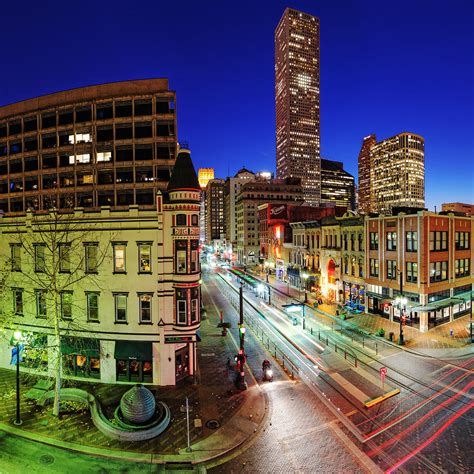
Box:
10;344;24;365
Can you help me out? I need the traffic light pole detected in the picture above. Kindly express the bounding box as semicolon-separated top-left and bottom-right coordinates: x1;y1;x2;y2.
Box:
399;271;405;346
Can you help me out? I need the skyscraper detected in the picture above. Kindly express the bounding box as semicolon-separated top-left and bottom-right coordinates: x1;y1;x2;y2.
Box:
320;159;356;210
275;8;321;206
357;132;425;215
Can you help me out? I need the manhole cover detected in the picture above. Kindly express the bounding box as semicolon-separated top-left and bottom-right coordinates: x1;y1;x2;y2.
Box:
39;455;54;465
205;419;220;429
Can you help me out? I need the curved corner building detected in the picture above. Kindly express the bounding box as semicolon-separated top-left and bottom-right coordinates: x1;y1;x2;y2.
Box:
0;79;176;213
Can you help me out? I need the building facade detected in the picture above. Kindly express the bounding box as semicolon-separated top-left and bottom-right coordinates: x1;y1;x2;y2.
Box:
0;149;202;385
236;178;304;265
441;202;474;216
0;79;177;213
365;211;473;332
320;159;356;210
205;178;225;243
224;168;256;256
198;168;214;242
357;133;425;215
275;8;321;206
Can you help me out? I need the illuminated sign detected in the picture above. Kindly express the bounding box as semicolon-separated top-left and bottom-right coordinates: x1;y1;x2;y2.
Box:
270;204;287;219
165;336;194;344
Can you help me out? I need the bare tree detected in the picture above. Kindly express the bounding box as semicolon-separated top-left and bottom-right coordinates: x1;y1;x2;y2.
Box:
0;208;111;416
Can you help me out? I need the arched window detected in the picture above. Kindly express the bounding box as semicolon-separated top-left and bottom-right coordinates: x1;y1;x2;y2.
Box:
176;214;187;226
191;214;198;226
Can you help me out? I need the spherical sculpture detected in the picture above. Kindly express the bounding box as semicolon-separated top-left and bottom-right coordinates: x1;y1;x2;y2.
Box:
120;384;156;424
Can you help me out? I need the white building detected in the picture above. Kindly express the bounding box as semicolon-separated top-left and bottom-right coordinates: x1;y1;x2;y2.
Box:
0;149;201;386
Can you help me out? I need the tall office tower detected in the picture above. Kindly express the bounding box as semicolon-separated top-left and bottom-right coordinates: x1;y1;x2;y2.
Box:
275;8;321;206
320;159;356;210
357;132;425;215
198;168;214;189
357;134;377;214
205;178;225;242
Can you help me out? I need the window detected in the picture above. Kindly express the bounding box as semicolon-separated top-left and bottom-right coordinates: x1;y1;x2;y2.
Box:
430;261;448;282
386;232;397;251
61;292;73;319
139;294;152;323
36;290;47;318
176;240;187;273
13;289;23;316
455;258;470;278
86;292;99;321
191;214;199;226
430;231;447;251
85;244;98;273
369;258;379;277
138;243;151;272
68;133;91;144
406;262;418;282
191;299;198;323
35;244;46;272
358;233;363;251
11;244;21;271
97;151;112;162
369;233;378;250
358;258;363;277
69;153;91;165
386;260;397;280
115;294;128;322
455;232;470;250
344;257;348;274
59;243;71;272
191;250;199;272
177;300;187;324
406;231;418;252
176;214;187;226
113;243;126;273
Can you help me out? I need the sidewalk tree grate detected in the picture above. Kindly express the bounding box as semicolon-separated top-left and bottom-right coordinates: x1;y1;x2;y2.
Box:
39;455;54;465
205;419;220;429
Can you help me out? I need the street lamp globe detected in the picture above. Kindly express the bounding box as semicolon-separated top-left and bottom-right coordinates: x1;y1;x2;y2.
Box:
13;330;22;342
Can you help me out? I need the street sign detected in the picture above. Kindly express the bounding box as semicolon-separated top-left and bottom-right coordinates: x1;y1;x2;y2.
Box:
380;367;387;391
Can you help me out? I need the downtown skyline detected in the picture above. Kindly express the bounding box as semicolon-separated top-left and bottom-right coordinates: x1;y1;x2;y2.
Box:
0;0;472;210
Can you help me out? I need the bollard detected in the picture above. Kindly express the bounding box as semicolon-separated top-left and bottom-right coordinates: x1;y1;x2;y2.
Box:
362;337;365;348
311;327;313;335
344;350;347;359
375;342;378;355
319;330;321;340
355;357;358;367
335;345;337;353
326;336;329;345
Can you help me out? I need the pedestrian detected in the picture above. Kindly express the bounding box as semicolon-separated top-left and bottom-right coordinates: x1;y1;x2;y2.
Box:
226;357;231;369
450;328;454;337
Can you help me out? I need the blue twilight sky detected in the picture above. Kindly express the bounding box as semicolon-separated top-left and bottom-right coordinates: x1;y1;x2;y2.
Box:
0;0;473;209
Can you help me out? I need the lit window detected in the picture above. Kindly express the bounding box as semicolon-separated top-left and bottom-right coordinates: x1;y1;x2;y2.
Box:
68;133;91;144
113;243;126;273
138;243;151;272
139;294;152;323
177;300;187;324
69;153;91;164
97;151;112;162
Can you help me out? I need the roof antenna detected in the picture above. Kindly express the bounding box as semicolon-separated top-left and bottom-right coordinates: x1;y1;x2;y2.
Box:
434;205;437;213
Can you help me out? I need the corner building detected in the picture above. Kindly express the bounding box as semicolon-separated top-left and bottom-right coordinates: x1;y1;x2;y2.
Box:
0;79;176;212
0;149;202;385
275;8;321;206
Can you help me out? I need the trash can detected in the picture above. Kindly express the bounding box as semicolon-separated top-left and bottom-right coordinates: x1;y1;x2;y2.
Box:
389;332;394;341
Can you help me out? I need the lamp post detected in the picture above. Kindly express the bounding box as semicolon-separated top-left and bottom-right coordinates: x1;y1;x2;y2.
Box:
238;282;247;390
395;271;406;345
13;330;23;426
301;272;309;304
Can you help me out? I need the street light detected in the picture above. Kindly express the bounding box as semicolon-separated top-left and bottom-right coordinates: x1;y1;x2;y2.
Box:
301;272;309;304
395;270;406;345
238;282;247;390
12;330;23;426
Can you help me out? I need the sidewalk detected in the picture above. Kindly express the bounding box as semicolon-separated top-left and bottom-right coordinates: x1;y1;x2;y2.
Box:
246;268;473;353
0;284;267;467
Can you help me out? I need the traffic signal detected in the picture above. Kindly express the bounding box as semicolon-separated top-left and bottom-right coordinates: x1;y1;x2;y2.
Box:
239;326;246;336
401;316;407;326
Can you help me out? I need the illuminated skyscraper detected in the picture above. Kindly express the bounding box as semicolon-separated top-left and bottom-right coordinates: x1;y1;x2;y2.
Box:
357;133;425;215
275;8;320;206
198;168;214;189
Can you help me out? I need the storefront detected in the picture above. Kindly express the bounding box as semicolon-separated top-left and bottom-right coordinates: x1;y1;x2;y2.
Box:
62;337;100;379
343;282;365;311
175;343;190;381
115;340;153;383
275;259;285;280
367;292;390;318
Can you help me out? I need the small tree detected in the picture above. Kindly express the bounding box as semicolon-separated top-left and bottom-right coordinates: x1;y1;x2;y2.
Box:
0;208;110;416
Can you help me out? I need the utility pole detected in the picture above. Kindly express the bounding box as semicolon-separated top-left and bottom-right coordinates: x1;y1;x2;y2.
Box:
238;282;247;390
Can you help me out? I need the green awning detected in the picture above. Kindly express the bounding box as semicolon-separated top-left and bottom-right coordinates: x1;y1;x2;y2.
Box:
61;337;99;357
411;297;466;312
114;341;152;361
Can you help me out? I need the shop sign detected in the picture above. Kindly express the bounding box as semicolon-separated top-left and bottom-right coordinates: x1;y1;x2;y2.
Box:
165;336;194;344
174;343;187;350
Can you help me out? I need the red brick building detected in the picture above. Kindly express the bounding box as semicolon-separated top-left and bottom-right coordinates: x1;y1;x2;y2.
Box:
365;211;473;332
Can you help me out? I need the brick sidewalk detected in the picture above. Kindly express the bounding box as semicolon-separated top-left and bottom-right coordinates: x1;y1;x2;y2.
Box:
246;268;472;352
0;282;262;458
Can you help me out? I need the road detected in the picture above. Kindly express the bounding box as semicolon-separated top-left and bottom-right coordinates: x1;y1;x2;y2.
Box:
208;267;473;473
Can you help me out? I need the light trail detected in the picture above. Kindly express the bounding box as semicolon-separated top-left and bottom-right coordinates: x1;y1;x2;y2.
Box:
369;379;474;456
357;357;473;428
385;400;474;474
